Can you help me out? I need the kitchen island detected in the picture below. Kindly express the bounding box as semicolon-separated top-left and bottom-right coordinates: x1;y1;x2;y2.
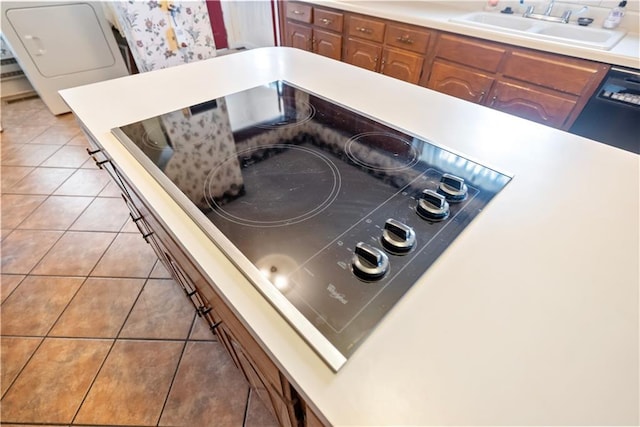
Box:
60;47;638;426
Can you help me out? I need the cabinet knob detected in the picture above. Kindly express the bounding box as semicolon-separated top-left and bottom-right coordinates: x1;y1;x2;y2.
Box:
352;242;389;281
292;9;305;15
320;18;332;25
382;219;416;254
416;189;450;221
396;35;414;44
356;26;373;34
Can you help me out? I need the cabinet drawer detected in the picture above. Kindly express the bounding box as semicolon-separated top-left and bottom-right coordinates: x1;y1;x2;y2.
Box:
286;2;312;23
347;15;385;43
502;50;605;96
489;79;576;128
385;24;430;54
428;60;494;104
434;33;506;73
313;8;343;32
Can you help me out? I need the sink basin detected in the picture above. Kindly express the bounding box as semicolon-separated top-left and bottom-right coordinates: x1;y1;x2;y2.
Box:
451;12;536;31
531;24;627;46
451;12;627;50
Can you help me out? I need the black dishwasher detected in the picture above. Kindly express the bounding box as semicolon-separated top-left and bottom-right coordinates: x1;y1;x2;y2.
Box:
569;66;640;154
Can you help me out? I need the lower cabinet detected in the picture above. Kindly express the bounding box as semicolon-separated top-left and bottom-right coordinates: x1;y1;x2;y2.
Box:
486;79;577;128
426;60;494;103
82;132;325;427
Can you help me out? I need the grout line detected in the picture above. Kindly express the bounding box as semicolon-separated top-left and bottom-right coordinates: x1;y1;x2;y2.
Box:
241;386;252;427
69;276;150;426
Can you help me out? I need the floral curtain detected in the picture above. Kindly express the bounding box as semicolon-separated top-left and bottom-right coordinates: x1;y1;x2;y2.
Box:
110;1;216;73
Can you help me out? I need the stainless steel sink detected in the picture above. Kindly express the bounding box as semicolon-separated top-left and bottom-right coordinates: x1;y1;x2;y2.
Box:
450;12;627;50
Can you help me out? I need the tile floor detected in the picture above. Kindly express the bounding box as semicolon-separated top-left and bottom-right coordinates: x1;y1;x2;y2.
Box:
0;96;278;426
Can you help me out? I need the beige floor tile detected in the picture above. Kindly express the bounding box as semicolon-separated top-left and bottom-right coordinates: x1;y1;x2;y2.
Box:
97;180;124;198
69;197;130;232
119;279;194;340
0;229;63;274
0;125;48;144
0;276;85;336
0;143;60;167
31;231;115;276
4;167;75;195
119;216;140;233
40;145;91;168
0;194;47;229
91;233;157;278
66;132;89;147
1;166;34;191
22;109;59;127
0;338;111;424
53;168;110;196
189;313;217;341
50;277;145;338
0;336;42;396
244;388;280;427
1;228;13;241
18;196;93;230
31;125;80;147
149;259;173;279
74;340;183;426
159;341;249;426
1;274;25;303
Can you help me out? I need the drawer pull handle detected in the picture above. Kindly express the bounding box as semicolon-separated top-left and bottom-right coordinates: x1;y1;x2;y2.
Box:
292;10;305;15
356;26;373;34
396;35;414;44
186;289;197;297
94;159;109;169
86;148;101;155
479;91;486;103
490;95;497;107
210;320;223;331
320;18;332;25
197;305;212;316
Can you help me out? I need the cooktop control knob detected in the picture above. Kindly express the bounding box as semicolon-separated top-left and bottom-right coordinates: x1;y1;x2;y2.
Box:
438;173;468;202
381;219;416;254
417;189;450;221
352;242;390;281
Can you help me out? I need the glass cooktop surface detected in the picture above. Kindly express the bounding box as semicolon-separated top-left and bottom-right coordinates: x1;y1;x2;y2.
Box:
112;80;511;371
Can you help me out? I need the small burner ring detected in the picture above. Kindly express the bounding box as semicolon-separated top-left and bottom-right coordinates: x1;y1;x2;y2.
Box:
345;132;419;172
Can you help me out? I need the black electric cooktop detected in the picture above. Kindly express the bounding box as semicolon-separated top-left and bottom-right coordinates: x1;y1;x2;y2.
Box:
112;80;511;371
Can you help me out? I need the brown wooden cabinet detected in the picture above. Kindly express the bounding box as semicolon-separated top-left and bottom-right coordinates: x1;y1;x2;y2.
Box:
81;132;324;427
279;2;611;131
282;1;343;61
422;32;608;130
344;15;431;84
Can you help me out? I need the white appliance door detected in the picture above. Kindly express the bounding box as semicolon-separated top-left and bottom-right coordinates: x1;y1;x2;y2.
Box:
1;1;128;115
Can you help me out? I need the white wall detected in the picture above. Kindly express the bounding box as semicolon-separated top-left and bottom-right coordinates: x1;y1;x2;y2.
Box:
221;1;275;49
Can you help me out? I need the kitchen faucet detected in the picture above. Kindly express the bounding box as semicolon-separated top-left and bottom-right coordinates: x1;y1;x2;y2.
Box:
543;0;555;16
523;1;587;24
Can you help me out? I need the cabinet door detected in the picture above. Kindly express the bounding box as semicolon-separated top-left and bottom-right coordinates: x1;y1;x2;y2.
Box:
344;38;381;72
488;80;577;129
285;21;312;51
428;60;494;104
313;29;342;60
381;48;423;84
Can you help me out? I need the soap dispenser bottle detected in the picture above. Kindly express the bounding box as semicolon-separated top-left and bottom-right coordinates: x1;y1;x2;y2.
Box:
603;1;626;29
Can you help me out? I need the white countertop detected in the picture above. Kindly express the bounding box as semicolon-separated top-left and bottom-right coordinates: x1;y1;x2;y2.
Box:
307;0;640;69
60;47;639;426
